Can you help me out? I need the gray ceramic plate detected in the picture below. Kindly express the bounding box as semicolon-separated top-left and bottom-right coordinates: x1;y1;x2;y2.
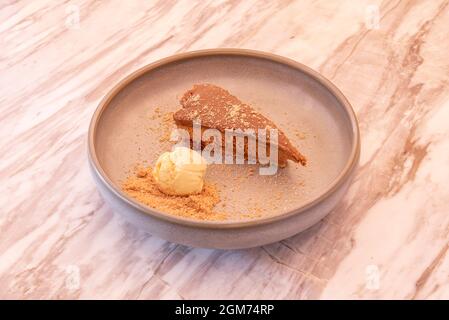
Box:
88;49;360;249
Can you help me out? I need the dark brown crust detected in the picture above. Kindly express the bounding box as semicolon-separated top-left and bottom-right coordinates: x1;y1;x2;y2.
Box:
173;84;307;166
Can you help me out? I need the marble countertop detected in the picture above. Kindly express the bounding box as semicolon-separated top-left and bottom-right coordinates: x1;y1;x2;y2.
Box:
1;0;449;299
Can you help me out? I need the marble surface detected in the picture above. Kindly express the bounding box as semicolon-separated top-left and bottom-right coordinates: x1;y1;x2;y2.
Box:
1;0;449;299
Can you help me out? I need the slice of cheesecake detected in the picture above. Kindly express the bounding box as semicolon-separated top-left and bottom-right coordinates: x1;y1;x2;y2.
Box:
173;84;306;167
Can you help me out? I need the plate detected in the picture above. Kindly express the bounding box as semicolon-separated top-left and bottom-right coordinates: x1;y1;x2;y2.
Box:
88;49;360;249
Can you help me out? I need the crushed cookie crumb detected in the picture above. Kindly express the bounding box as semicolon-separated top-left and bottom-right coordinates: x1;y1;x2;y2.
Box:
122;167;226;221
294;130;306;140
148;108;175;143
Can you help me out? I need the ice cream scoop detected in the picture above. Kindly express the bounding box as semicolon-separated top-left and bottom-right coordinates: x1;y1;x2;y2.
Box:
153;147;207;196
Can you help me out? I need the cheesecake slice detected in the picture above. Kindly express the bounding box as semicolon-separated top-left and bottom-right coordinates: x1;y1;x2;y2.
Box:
173;84;306;167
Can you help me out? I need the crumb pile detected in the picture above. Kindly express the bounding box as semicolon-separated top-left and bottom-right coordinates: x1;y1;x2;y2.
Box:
122;167;226;221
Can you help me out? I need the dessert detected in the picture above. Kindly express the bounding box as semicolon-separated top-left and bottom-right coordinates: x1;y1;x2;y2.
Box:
122;84;308;221
153;147;207;196
173;84;307;167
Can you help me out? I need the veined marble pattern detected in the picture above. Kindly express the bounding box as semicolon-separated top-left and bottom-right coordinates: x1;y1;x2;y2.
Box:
1;0;448;299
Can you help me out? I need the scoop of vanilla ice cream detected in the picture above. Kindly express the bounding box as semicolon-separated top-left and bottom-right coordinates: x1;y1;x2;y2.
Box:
153;147;207;196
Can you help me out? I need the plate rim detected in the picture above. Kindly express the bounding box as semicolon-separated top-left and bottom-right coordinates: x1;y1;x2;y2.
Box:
88;48;360;229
